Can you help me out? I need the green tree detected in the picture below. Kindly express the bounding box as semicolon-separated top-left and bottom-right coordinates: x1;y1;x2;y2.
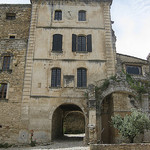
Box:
111;109;150;143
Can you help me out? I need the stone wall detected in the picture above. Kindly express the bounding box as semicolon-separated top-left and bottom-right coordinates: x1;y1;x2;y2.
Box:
0;4;31;39
0;4;31;144
90;144;150;150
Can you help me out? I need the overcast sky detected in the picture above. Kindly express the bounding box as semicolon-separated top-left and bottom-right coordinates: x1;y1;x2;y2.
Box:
0;0;150;60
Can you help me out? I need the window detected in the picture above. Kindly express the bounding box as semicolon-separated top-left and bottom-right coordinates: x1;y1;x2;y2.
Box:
52;34;63;51
126;65;142;75
54;10;62;21
9;35;15;39
0;83;7;99
72;34;92;52
6;13;16;20
51;68;61;87
2;56;11;71
78;10;86;21
77;68;87;87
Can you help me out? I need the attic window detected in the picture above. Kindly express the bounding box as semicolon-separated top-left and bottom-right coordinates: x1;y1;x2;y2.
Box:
126;65;142;75
6;13;16;20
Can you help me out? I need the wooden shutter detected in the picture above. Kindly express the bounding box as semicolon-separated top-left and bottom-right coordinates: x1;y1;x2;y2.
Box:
77;69;81;87
82;69;87;87
57;69;61;87
87;34;92;52
52;34;62;51
72;34;77;52
51;69;56;87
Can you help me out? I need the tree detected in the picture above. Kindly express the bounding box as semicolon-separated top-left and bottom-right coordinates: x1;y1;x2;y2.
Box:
111;109;150;143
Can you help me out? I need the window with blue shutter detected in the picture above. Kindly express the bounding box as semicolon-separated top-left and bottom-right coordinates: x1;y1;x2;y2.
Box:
77;68;87;87
54;10;62;21
52;34;62;52
72;34;92;52
51;68;61;87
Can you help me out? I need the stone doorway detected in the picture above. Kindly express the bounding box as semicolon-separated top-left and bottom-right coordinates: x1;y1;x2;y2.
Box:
51;104;85;141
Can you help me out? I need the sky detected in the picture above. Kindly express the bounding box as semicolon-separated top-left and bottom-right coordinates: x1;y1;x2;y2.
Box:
0;0;150;60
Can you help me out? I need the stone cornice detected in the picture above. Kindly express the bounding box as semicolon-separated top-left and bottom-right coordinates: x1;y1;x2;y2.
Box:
30;0;113;5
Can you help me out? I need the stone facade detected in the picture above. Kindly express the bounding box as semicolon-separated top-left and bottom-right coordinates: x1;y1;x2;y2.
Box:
0;0;149;145
0;5;31;143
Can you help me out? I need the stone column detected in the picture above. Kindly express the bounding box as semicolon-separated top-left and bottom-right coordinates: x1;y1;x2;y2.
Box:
88;85;97;144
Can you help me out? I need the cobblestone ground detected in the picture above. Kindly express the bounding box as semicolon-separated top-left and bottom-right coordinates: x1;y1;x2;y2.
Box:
0;134;90;150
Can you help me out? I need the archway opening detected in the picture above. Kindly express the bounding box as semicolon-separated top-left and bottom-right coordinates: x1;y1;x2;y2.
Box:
52;104;85;141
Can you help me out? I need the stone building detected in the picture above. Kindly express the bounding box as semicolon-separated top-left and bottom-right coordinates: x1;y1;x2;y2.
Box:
0;0;149;145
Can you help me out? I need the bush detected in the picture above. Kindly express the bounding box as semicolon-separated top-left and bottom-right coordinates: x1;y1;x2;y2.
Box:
111;109;150;143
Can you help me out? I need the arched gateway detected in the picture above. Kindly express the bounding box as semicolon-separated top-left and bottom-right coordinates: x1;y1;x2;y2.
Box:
51;103;86;141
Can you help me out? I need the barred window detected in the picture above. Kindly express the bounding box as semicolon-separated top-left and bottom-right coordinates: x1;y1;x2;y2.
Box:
0;83;7;99
52;34;62;51
72;34;92;52
51;68;61;87
2;56;11;71
77;68;87;87
54;10;62;21
126;65;142;75
78;10;86;21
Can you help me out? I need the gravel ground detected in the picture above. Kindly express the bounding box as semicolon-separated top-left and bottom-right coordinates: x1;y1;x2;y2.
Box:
0;134;90;150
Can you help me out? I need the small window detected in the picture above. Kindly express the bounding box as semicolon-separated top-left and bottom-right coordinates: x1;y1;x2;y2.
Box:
52;34;62;51
77;68;87;87
51;68;61;87
78;10;86;21
126;65;142;75
72;34;92;52
9;35;15;39
0;83;7;99
2;56;11;71
6;13;16;20
54;10;62;21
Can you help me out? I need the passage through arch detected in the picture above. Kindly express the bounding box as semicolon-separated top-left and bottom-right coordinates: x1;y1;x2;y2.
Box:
51;103;85;141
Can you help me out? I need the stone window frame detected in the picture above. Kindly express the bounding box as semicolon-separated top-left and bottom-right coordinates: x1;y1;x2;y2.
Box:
52;34;63;52
8;34;17;39
51;68;61;88
124;64;143;76
54;10;62;21
6;13;16;20
78;10;86;21
77;67;87;88
0;53;13;73
0;82;9;102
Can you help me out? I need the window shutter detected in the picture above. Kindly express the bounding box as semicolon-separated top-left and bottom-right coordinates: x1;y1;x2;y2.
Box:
72;34;77;52
53;34;62;51
77;69;81;87
87;34;92;52
52;35;57;51
57;69;61;87
9;56;13;70
57;35;62;51
82;69;87;87
51;69;56;87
